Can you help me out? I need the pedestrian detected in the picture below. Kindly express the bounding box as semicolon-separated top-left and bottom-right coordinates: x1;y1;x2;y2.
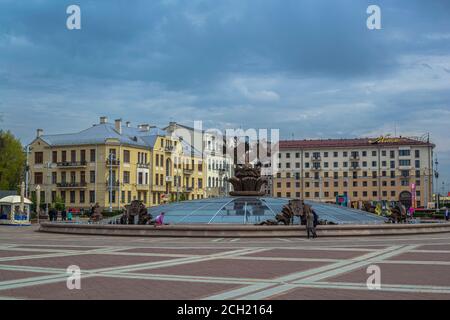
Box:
312;209;319;238
445;207;449;221
408;206;415;219
67;209;73;221
61;209;67;221
306;211;316;239
49;206;57;222
154;212;165;227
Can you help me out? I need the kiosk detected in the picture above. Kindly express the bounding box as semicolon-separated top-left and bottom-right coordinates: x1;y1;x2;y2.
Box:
0;195;32;226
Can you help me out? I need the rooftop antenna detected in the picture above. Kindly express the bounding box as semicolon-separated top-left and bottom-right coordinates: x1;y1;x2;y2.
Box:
394;123;397;137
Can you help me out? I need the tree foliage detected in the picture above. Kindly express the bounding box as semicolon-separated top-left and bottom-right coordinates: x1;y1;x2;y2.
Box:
0;130;26;190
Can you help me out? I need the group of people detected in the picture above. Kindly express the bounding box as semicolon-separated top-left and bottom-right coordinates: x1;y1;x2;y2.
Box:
48;207;72;222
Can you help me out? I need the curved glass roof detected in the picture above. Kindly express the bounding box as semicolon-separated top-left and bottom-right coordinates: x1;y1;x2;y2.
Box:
148;197;387;225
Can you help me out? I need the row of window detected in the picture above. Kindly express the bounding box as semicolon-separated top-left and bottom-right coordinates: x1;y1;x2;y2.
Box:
276;190;421;199
276;179;422;189
275;170;422;180
279;160;421;169
279;149;421;159
32;189;204;206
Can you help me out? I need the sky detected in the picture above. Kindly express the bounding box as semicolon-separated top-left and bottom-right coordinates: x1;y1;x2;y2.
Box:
0;0;449;190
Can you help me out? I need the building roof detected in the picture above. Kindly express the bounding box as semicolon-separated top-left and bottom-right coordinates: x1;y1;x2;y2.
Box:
0;195;32;205
36;123;167;149
280;137;434;150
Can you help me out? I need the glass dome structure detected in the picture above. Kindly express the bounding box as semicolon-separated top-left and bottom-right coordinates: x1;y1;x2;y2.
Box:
148;197;387;225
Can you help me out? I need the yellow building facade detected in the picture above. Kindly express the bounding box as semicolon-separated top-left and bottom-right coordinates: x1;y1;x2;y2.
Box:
27;118;206;212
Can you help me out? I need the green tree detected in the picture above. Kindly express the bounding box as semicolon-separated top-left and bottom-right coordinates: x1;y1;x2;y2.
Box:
0;130;26;190
53;196;65;211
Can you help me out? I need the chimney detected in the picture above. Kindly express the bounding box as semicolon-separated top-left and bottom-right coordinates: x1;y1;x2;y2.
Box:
115;119;122;134
36;129;43;138
100;116;108;124
126;121;131;128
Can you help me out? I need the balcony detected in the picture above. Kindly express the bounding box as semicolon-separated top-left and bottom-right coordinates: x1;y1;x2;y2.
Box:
164;145;175;153
152;185;166;192
136;184;150;190
311;166;322;171
106;180;121;189
106;159;120;166
312;156;321;161
184;168;194;175
350;165;361;171
185;187;193;192
165;176;173;182
57;161;87;168
137;163;150;169
350;155;360;160
57;182;87;189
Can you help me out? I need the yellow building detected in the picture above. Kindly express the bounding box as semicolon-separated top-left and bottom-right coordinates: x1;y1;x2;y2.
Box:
273;136;435;209
27;117;205;212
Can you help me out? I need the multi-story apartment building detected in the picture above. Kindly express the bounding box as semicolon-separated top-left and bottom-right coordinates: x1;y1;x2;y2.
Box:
164;122;233;198
27;117;205;211
273;136;435;209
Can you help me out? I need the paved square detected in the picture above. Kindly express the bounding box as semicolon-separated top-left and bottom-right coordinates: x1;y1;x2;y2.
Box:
1;225;450;300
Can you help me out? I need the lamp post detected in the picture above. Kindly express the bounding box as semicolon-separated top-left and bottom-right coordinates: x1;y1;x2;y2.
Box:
108;153;115;213
36;185;41;224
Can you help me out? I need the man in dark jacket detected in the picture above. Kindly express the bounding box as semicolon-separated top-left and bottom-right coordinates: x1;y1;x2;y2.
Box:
312;209;319;238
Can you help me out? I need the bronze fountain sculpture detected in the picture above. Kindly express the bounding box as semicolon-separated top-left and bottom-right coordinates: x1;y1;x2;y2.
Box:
228;163;267;196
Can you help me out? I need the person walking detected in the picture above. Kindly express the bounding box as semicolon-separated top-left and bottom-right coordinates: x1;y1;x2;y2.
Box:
61;209;67;221
306;211;316;239
67;209;73;221
312;209;319;238
445;207;449;221
154;212;166;227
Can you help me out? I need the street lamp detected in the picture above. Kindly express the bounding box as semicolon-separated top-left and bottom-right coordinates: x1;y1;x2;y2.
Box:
108;153;115;213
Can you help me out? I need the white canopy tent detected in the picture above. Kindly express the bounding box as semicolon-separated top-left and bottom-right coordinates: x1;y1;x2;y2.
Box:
0;195;32;226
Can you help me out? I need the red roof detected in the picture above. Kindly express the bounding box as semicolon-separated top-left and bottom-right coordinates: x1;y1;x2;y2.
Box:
279;137;433;149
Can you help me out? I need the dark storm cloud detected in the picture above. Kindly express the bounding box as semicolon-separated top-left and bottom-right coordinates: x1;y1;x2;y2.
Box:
0;0;450;182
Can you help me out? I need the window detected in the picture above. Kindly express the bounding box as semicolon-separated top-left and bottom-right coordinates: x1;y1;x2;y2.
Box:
70;191;75;203
89;191;95;203
121;150;129;164
80;171;86;184
52;151;57;163
305;152;310;158
34;172;43;184
295;153;300;158
51;172;57;184
399;159;411;166
90;149;96;162
390;150;395;159
123;171;130;184
71;150;76;162
90;171;95;183
372;151;377;157
382;150;386;157
415;160;420;168
34;152;43;164
62;151;67;162
324;152;329;158
333;152;338;157
286;153;290;158
80;150;86;163
415;150;420;158
399;149;411;156
80;191;85;203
